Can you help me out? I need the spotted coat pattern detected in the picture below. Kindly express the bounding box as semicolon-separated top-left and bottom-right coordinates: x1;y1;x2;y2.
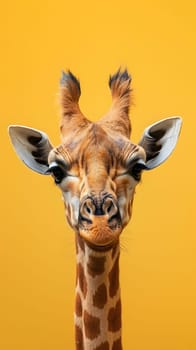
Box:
75;235;122;350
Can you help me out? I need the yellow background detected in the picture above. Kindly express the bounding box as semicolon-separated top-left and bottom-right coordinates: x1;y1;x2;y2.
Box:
0;1;195;349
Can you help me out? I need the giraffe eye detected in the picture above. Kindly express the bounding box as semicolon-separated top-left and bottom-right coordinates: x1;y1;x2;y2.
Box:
130;161;147;181
47;162;66;184
52;166;65;184
131;164;143;181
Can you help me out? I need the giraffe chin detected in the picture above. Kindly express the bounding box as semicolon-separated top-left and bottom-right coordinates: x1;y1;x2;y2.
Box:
79;216;122;250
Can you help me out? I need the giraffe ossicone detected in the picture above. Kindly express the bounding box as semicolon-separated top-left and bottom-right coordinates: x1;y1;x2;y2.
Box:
8;69;182;349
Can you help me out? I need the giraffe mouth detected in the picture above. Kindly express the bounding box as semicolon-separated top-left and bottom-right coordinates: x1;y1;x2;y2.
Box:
78;215;122;249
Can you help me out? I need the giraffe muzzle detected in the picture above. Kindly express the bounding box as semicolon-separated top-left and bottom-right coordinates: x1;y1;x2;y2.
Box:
78;195;122;248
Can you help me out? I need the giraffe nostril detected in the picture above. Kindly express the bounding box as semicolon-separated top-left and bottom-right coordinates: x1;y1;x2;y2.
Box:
85;203;91;214
80;198;95;219
106;203;113;214
103;197;118;219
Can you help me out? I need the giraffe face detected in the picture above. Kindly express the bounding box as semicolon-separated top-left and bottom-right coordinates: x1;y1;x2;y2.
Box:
8;70;182;250
47;123;146;248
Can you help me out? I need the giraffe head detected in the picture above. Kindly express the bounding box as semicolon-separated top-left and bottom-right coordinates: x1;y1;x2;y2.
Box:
9;69;182;249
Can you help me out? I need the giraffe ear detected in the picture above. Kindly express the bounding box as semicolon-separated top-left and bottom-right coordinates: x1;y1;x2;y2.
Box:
139;117;182;169
8;125;53;174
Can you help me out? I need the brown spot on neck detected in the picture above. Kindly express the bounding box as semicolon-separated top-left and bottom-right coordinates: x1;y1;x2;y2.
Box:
75;292;82;317
87;255;106;278
112;337;122;350
108;299;122;332
109;254;120;298
94;341;110;350
93;283;107;309
83;310;100;340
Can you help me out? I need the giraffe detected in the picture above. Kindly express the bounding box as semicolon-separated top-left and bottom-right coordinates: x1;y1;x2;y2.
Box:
8;69;182;350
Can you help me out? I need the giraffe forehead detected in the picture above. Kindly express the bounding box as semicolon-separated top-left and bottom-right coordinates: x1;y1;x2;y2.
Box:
61;135;136;168
52;123;142;175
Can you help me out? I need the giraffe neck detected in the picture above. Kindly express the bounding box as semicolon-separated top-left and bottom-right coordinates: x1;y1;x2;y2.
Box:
75;234;122;350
